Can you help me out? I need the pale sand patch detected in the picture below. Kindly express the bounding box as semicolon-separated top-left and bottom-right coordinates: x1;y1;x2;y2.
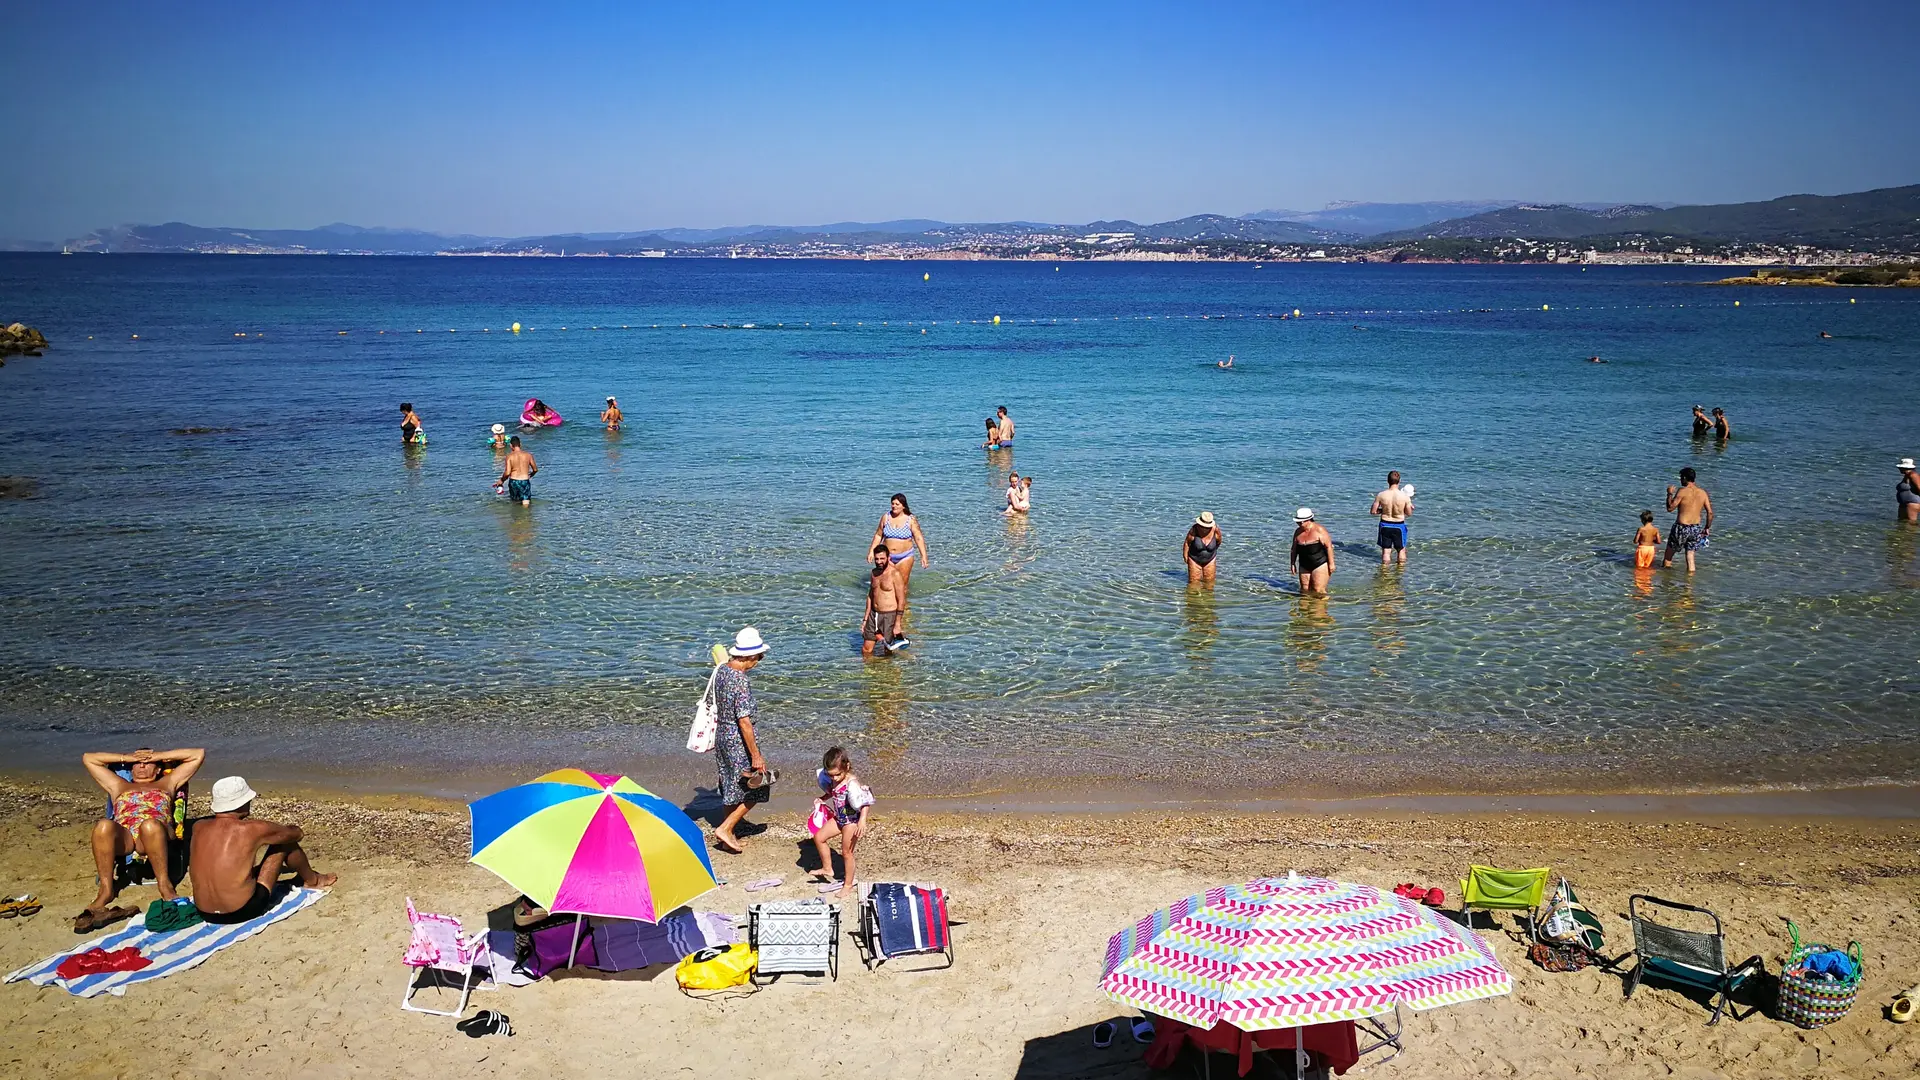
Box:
0;780;1915;1078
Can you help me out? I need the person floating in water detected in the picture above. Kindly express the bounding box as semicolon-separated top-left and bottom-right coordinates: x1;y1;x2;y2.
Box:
1898;457;1919;522
1184;511;1222;587
1218;355;1234;369
1633;510;1662;570
497;435;537;506
488;423;509;450
1712;407;1731;440
862;544;907;658
1663;467;1713;572
520;399;560;428
1691;405;1713;438
1819;331;1833;339
601;396;622;430
1586;355;1606;364
994;406;1015;447
1370;470;1412;566
399;403;425;445
1290;508;1334;595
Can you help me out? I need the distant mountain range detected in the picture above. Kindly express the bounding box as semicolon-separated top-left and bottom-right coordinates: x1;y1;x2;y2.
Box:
21;184;1919;254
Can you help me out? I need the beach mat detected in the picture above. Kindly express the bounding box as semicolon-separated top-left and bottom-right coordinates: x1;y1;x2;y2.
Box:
5;887;325;997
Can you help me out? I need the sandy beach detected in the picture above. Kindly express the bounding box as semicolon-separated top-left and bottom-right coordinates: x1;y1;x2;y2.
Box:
1;778;1915;1079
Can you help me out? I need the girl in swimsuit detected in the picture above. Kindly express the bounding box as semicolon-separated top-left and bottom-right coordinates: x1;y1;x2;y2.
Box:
1185;512;1222;586
982;417;1001;449
1289;508;1334;595
869;493;931;601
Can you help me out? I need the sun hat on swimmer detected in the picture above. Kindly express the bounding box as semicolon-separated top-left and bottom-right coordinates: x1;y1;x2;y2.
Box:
209;776;258;813
1294;507;1315;523
1899;458;1916;471
491;423;506;435
1195;511;1215;528
728;626;768;658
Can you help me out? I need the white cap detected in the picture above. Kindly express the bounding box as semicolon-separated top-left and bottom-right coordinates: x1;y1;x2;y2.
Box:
729;626;768;657
209;776;258;813
1294;507;1315;523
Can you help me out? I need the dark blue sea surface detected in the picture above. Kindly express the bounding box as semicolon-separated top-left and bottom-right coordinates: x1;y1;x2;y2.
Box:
2;255;1917;794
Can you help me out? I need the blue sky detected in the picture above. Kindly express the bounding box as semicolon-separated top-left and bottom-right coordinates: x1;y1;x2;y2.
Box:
4;0;1917;239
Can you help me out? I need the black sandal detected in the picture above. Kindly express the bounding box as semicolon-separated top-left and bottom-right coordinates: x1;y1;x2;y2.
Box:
457;1010;515;1038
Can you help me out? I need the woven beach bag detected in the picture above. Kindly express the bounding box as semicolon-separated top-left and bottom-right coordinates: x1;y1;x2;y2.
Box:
1776;921;1863;1030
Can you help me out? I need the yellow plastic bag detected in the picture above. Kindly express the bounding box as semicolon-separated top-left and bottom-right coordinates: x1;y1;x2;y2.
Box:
676;943;757;991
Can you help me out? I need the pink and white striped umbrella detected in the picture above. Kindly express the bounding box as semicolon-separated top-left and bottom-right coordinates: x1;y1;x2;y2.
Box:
1101;873;1512;1030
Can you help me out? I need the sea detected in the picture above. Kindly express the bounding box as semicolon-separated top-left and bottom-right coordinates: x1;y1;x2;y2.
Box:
2;255;1917;801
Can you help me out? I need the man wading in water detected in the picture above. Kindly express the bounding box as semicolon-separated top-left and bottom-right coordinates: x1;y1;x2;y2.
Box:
862;544;907;657
1663;466;1714;572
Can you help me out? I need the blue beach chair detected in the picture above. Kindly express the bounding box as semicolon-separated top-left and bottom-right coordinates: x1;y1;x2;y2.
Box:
1624;894;1763;1025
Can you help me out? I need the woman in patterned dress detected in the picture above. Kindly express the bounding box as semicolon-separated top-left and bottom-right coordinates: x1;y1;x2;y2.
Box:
712;627;771;854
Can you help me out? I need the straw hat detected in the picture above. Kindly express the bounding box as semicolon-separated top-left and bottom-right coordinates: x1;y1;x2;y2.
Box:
1899;458;1916;471
729;627;768;657
491;423;506;435
1195;511;1215;528
1294;508;1315;523
209;776;258;813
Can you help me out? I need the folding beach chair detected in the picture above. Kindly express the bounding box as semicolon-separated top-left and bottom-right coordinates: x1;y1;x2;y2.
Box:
400;899;496;1019
856;882;955;971
747;899;839;983
1624;894;1763;1026
1459;865;1550;938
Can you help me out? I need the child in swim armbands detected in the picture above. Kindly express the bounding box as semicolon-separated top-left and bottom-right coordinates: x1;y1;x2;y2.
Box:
488;423;508;450
806;747;872;897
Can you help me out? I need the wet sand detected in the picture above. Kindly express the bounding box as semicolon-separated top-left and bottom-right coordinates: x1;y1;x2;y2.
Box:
1;777;1916;1078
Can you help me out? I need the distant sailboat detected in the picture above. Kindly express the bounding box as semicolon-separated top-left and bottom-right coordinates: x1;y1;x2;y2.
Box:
61;245;72;255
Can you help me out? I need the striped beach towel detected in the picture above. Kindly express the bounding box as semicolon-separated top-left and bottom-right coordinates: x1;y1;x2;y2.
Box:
5;887;325;998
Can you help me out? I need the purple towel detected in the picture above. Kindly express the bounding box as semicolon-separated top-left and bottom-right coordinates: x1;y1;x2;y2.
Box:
591;911;736;972
521;920;595;979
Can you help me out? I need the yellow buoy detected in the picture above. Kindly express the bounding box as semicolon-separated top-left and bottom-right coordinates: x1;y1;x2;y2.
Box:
338;330;347;335
1542;304;1550;311
131;334;138;339
1850;298;1856;304
923;272;930;281
1055;266;1060;272
511;322;521;332
1733;301;1740;307
992;315;1001;324
1293;309;1301;317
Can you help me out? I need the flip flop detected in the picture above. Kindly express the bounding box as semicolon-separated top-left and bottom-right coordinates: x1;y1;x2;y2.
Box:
1423;887;1446;907
0;895;37;918
1392;883;1420;899
1092;1021;1116;1048
743;878;784;892
457;1010;515;1038
1130;1017;1155;1044
817;880;848;894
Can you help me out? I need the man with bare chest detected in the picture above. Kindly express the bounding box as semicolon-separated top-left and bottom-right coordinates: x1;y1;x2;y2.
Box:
189;777;335;925
862;545;907;658
1663;467;1715;572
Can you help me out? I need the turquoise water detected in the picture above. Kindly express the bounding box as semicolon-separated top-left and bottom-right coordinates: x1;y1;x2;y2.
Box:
2;256;1917;794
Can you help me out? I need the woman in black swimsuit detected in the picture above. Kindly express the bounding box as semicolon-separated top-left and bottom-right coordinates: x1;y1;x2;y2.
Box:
1289;507;1335;595
1184;511;1222;586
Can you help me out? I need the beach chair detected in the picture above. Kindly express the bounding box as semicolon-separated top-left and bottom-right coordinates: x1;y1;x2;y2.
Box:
103;767;190;890
400;899;496;1019
747;899;839;983
1623;894;1763;1025
856;882;955;971
1458;865;1550;938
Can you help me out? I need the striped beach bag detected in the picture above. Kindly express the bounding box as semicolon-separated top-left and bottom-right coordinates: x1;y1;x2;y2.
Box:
1776;921;1862;1030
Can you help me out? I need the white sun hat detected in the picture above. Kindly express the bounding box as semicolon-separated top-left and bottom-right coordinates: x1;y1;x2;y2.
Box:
729;626;769;657
1294;507;1315;523
1899;458;1916;471
1195;511;1215;527
491;423;506;435
209;776;258;813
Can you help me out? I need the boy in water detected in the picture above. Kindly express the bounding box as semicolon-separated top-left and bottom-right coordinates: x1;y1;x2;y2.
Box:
807;747;873;898
601;396;623;430
1633;510;1661;569
497;436;537;506
862;544;906;657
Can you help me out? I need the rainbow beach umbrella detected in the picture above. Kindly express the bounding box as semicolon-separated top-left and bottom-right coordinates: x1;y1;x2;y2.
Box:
1101;873;1511;1032
468;769;717;922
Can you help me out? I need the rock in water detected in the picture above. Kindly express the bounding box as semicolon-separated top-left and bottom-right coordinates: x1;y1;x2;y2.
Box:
0;321;49;359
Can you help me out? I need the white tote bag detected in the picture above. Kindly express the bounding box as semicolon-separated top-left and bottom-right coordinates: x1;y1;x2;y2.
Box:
687;665;721;754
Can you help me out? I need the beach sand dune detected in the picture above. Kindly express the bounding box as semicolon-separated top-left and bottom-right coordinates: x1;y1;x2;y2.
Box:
0;781;1915;1078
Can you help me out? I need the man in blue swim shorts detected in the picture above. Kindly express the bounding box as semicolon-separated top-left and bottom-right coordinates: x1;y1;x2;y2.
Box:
497;436;537;507
1370;470;1413;565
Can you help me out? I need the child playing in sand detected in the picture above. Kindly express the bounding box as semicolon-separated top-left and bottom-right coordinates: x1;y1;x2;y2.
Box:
1633;510;1661;569
807;746;873;899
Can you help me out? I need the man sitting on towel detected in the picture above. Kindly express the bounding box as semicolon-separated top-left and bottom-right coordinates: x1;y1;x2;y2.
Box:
188;777;336;925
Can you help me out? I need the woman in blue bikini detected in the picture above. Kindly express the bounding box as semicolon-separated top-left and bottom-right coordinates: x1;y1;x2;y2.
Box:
870;493;931;601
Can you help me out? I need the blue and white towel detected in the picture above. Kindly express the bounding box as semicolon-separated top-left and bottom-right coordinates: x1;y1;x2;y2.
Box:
5;887;326;998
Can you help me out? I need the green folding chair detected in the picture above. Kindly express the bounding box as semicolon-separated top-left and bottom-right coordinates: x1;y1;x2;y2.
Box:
1459;865;1550;937
1624;895;1763;1025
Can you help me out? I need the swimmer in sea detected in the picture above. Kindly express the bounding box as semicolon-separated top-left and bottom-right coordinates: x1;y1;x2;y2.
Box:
601;396;622;430
488;423;508;450
1184;511;1222;587
399;403;424;445
1003;472;1027;516
1633;510;1661;570
1663;467;1713;572
1218;355;1234;369
1587;355;1606;364
1819;331;1833;339
1691;405;1713;439
1369;470;1412;566
1712;407;1731;440
497;435;537;506
1898;457;1919;523
995;406;1015;447
869;493;931;601
1289;508;1334;595
521;399;557;428
982;417;1001;449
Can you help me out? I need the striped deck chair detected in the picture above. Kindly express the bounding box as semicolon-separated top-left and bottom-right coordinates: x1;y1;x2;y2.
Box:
857;882;954;971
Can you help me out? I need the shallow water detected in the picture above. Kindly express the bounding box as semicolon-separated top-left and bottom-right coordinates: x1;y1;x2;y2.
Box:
2;256;1917;794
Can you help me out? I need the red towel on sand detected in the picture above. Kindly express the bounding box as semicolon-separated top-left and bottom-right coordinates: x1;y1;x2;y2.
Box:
56;947;152;980
1144;1017;1360;1077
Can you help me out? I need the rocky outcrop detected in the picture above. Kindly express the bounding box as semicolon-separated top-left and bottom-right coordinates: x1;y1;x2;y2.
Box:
0;322;49;363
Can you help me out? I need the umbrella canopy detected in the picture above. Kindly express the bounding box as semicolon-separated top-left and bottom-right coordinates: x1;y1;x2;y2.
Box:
1102;873;1511;1030
469;769;717;922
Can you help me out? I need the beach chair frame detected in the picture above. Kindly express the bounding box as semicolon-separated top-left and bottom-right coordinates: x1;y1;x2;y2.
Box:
855;882;956;972
1458;865;1551;939
400;899;496;1019
747;900;839;984
1624;894;1763;1026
